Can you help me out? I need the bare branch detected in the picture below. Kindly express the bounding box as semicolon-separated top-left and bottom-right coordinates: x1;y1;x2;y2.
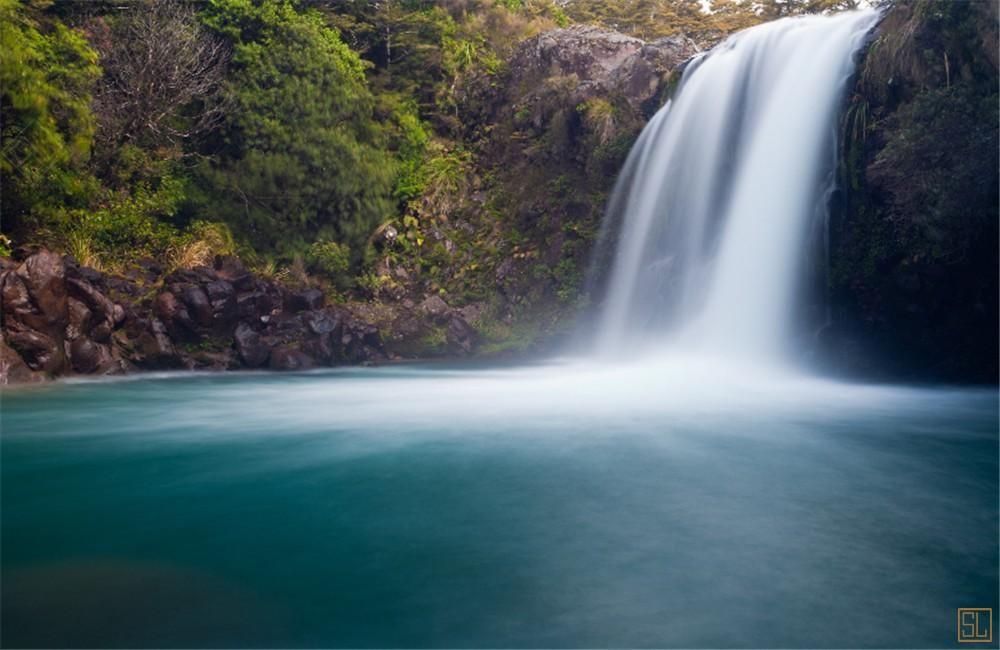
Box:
88;0;232;175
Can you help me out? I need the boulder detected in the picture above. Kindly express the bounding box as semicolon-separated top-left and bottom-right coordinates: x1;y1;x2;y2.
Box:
269;345;314;371
286;288;325;313
66;277;116;327
235;291;265;321
16;250;68;330
1;248;390;381
0;338;45;384
1;271;33;318
69;337;112;374
5;328;63;373
205;280;237;329
233;322;269;368
304;310;342;337
66;297;93;340
213;255;244;274
419;295;451;320
154;291;195;335
180;286;213;328
446;316;478;356
135;319;180;368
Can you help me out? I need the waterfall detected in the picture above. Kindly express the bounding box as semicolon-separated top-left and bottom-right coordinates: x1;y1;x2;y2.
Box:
593;10;878;365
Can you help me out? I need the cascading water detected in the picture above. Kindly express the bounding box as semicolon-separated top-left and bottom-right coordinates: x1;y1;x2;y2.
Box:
593;10;879;365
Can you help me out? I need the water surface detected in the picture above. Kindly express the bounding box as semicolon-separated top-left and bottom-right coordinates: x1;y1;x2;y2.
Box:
2;361;997;647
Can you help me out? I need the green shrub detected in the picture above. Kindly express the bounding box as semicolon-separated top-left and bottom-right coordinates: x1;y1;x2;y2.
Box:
307;240;351;280
198;0;396;262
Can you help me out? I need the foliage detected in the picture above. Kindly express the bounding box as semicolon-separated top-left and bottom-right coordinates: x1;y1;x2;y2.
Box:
327;0;562;131
55;175;186;269
0;0;100;231
307;240;352;286
197;0;396;261
380;94;431;202
871;85;998;263
167;220;239;271
562;0;862;46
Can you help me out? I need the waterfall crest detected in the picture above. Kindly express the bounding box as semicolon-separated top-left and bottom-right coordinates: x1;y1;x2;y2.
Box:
593;10;878;365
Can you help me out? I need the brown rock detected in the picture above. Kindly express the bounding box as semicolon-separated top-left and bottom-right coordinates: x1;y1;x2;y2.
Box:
5;328;63;373
0;338;45;384
16;250;68;330
69;337;112;374
66;297;92;340
66;276;116;325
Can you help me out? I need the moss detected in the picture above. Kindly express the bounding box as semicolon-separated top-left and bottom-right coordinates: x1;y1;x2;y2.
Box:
419;325;448;354
180;335;232;354
473;317;538;356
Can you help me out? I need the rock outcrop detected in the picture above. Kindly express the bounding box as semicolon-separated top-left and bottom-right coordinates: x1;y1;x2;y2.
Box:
0;249;387;383
504;26;698;118
454;26;698;331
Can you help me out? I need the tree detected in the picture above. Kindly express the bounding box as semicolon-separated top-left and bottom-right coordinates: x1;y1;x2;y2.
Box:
86;0;231;179
561;0;864;47
754;0;861;20
0;0;100;232
197;0;396;259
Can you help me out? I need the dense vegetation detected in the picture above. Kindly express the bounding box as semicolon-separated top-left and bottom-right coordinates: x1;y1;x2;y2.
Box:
0;0;806;356
2;0;556;277
2;0;994;376
1;0;851;275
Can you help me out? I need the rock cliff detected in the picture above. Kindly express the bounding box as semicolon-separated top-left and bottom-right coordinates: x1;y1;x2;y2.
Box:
825;0;998;381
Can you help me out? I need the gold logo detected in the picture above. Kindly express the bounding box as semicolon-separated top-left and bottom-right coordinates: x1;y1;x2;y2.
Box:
958;608;993;643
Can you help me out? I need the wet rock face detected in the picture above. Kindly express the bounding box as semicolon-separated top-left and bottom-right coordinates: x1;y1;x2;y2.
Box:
0;250;388;382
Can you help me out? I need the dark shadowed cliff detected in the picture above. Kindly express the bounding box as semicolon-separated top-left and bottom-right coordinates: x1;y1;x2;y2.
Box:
825;0;998;381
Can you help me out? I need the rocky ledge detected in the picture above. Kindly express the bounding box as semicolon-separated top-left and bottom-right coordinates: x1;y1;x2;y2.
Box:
0;249;401;384
504;25;698;118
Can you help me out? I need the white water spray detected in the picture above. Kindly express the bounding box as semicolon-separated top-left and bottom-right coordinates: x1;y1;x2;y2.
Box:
594;10;878;365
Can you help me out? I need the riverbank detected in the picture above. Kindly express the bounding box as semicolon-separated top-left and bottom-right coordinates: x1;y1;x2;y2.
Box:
2;247;547;384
